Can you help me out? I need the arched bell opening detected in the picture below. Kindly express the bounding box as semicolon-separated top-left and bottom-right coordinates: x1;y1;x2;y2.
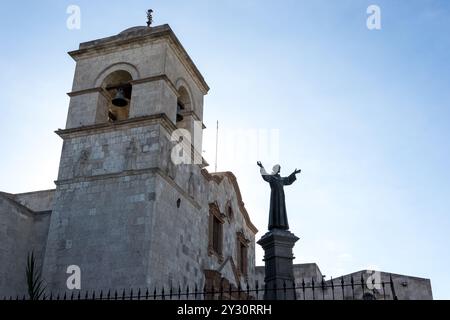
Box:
99;70;133;123
176;86;192;127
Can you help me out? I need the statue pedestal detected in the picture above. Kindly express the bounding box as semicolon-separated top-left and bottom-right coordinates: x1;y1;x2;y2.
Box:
257;229;299;300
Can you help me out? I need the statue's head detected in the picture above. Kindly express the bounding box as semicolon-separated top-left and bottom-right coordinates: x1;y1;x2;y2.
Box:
272;164;281;175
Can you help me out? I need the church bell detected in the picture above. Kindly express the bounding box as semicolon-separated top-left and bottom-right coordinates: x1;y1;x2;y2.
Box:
111;88;128;107
176;102;184;122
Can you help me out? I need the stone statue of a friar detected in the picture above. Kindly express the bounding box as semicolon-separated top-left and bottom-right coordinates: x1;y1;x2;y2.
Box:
257;161;301;230
257;161;301;300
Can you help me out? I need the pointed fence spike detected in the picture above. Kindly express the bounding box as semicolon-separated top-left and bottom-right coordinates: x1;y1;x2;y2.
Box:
264;283;267;300
361;274;365;296
321;277;325;300
256;281;259;300
238;283;241;300
351;276;355;300
331;277;335;300
300;278;305;300
293;280;297;300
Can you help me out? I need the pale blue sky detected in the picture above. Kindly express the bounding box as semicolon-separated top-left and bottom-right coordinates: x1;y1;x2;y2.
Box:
1;0;449;299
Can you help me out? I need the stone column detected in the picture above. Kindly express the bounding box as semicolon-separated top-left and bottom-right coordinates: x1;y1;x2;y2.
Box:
257;229;299;300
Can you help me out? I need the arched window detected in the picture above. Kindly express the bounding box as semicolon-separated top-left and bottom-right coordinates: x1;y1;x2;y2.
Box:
98;70;133;123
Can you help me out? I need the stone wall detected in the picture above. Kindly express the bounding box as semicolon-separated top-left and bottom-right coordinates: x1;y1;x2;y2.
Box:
327;271;433;300
148;172;206;289
13;189;55;212
57;124;161;182
0;193;51;297
43;120;165;292
0;194;34;297
42;173;157;293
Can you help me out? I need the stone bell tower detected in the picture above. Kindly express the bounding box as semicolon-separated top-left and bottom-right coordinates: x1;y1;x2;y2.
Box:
42;24;209;292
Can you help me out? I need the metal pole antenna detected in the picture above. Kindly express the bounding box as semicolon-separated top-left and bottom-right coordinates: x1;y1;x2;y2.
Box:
215;120;219;172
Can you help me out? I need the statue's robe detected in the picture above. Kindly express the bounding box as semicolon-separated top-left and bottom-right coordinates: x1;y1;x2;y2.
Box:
260;169;296;230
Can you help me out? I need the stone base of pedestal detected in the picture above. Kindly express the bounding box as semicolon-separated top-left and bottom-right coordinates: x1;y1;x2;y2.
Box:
257;229;299;300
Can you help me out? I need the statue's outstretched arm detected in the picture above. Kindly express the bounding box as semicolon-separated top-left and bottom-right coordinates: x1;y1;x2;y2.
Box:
260;167;269;176
281;169;301;185
257;161;270;178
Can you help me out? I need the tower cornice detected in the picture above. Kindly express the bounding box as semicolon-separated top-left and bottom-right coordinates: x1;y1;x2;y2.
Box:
55;113;176;139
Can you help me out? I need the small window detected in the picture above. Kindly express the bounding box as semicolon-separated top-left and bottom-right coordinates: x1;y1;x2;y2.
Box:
236;232;249;276
212;216;222;254
227;204;233;221
208;203;224;261
239;243;247;275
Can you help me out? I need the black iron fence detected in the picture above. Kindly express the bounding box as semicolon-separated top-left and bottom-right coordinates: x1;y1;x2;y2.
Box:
2;275;398;301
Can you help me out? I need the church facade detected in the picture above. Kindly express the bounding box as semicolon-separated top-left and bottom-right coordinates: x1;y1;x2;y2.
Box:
0;24;432;300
